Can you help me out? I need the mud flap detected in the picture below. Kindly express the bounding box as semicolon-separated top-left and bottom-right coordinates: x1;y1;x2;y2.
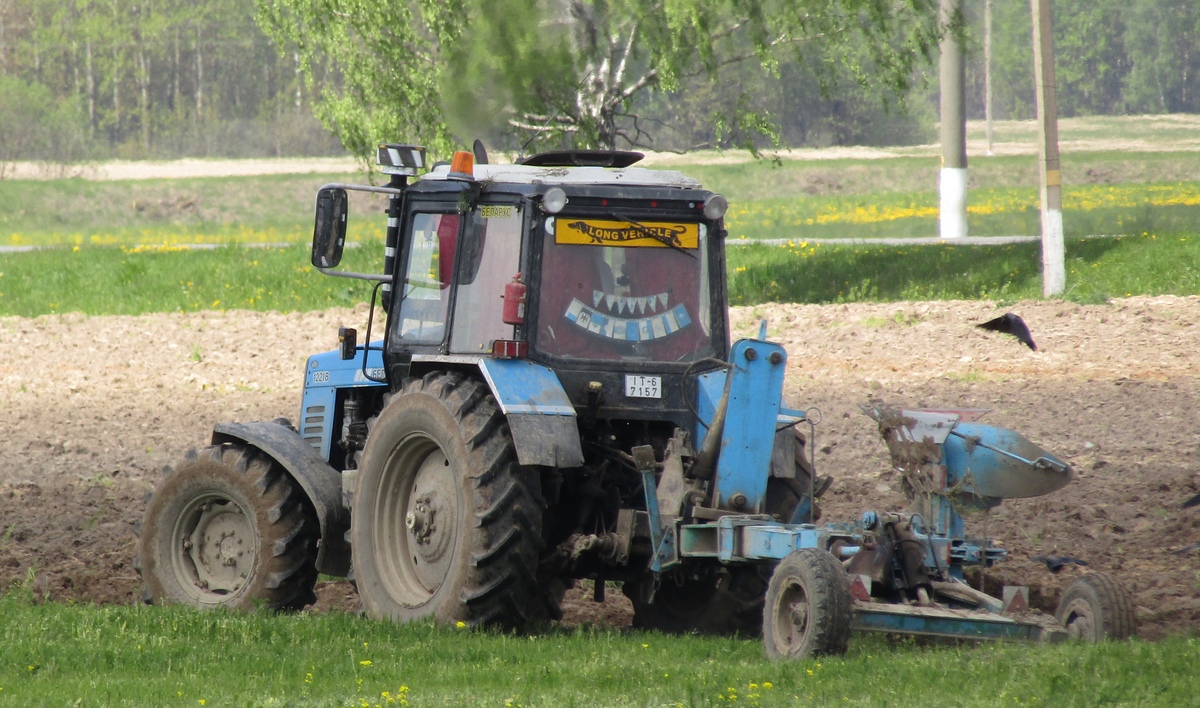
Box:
506;414;585;467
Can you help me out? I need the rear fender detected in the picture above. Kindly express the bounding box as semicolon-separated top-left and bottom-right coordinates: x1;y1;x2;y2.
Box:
477;358;585;468
211;421;351;577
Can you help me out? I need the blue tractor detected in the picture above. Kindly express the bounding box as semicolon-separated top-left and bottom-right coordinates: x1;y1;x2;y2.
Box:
137;145;1135;658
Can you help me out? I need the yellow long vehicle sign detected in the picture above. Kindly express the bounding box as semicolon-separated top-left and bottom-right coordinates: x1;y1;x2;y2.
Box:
555;218;699;249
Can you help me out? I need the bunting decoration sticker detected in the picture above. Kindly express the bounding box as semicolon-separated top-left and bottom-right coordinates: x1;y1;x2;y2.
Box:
564;291;692;341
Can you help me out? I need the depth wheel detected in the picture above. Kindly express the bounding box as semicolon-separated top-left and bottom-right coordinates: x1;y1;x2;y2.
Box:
137;444;319;611
762;548;852;660
352;372;544;628
1055;572;1137;641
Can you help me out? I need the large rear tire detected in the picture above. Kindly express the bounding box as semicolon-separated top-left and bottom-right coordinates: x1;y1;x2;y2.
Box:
762;548;853;660
1055;573;1137;641
351;372;544;628
138;444;319;611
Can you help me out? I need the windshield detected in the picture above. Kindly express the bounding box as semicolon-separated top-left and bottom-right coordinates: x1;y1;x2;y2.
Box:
535;215;714;363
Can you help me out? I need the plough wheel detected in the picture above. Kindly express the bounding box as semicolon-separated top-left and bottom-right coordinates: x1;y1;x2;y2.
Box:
1055;572;1137;641
762;548;852;660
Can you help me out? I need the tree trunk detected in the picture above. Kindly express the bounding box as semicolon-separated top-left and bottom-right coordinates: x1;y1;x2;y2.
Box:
138;49;150;151
294;51;302;110
113;47;122;138
86;39;96;138
171;30;179;112
195;27;203;119
0;1;7;76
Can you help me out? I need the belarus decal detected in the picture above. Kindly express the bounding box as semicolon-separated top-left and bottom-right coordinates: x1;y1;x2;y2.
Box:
556;219;699;249
564;290;692;341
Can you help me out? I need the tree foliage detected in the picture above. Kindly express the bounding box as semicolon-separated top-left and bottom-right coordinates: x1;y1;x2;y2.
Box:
966;0;1200;120
256;0;465;160
3;0;1200;163
443;0;945;153
256;0;943;159
0;0;340;161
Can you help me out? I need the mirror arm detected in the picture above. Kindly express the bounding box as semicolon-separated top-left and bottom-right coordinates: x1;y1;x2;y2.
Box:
318;268;394;283
316;182;406;197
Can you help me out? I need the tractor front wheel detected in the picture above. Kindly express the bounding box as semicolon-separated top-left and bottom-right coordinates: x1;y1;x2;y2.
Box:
137;444;319;611
351;372;544;628
762;548;853;660
1055;573;1137;641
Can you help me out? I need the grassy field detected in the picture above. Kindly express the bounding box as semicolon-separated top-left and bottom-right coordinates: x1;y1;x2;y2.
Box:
0;591;1194;707
1;152;1199;316
2;123;1197;704
1;232;1194;316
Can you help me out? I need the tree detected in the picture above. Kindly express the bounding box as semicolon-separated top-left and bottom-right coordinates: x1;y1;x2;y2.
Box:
1124;0;1200;114
258;0;943;160
256;0;465;161
447;0;942;153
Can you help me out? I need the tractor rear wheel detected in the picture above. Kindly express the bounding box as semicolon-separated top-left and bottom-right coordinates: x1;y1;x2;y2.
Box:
1055;573;1137;641
351;372;544;628
137;444;319;611
762;548;853;660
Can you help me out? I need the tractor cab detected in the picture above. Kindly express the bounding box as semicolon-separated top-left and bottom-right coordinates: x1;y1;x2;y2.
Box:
312;144;732;434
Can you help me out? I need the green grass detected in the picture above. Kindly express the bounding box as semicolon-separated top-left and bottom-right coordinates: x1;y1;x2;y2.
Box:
726;232;1200;305
0;242;385;317
2;233;1194;317
2;146;1200;318
0;592;1194;706
0;172;378;247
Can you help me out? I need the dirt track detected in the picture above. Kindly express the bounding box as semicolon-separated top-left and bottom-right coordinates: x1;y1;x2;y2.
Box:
1;298;1198;639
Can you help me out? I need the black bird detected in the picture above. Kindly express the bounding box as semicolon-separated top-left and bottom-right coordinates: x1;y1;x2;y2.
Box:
1182;492;1200;509
1030;555;1089;573
977;313;1037;351
1172;543;1200;556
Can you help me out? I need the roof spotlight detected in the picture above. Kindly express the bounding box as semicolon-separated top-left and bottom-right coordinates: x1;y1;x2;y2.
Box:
542;187;568;214
703;194;729;220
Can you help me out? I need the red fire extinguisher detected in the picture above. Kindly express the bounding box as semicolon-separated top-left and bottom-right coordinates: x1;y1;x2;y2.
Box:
503;272;527;325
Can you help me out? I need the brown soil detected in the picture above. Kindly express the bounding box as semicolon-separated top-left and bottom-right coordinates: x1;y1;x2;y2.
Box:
2;298;1198;639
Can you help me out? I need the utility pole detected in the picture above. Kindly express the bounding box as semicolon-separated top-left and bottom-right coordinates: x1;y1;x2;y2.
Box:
1031;0;1065;296
939;0;968;240
985;0;994;156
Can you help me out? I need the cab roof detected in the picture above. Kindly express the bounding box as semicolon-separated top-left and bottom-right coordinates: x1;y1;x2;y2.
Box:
420;162;702;190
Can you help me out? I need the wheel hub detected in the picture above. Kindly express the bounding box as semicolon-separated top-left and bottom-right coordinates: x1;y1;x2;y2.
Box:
1062;600;1095;639
178;497;256;598
404;448;456;594
778;580;810;649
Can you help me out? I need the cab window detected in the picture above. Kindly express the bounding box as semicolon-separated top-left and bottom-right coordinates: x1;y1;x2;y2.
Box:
395;212;460;344
450;203;523;353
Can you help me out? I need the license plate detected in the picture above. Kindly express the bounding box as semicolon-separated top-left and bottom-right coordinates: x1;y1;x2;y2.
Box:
625;375;662;399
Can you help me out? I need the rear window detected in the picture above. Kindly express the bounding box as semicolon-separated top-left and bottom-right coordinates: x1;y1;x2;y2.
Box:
534;216;714;363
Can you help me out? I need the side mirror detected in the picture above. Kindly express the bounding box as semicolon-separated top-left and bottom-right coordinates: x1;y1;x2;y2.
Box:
312;187;349;268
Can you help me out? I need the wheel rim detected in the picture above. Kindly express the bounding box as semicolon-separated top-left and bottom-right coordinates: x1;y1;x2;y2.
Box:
1061;598;1097;639
168;492;258;605
771;575;810;656
374;432;458;607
